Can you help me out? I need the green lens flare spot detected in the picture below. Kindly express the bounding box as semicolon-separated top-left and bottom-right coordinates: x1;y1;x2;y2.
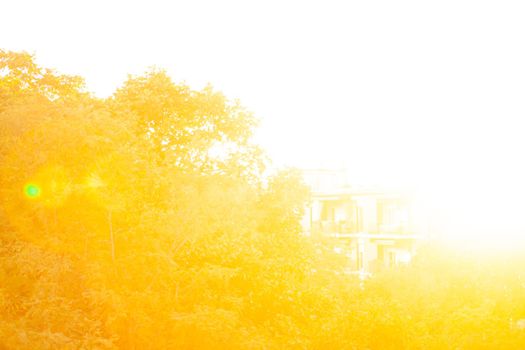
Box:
24;184;41;198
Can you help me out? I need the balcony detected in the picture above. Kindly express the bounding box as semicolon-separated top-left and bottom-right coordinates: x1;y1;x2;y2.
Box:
312;220;416;238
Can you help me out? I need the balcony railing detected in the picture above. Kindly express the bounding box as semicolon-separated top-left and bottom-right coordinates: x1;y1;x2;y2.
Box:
312;220;413;235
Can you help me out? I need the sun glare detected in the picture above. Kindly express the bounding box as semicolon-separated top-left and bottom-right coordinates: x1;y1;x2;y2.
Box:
415;166;525;251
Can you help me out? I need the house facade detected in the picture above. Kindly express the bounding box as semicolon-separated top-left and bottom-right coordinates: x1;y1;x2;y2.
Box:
301;169;423;274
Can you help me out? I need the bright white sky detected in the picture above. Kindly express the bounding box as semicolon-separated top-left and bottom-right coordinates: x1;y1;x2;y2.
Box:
3;0;525;243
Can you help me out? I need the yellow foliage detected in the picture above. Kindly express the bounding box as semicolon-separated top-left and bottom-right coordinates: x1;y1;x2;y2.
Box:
2;50;525;349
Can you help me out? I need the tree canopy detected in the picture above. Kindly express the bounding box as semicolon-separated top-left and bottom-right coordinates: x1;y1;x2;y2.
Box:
1;50;525;349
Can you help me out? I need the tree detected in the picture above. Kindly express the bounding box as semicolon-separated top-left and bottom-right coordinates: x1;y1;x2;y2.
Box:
0;50;318;349
110;69;263;177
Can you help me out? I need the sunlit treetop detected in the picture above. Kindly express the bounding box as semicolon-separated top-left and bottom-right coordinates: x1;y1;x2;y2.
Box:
0;49;85;102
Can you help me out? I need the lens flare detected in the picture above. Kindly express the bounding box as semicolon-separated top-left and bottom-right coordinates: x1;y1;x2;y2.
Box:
24;183;41;198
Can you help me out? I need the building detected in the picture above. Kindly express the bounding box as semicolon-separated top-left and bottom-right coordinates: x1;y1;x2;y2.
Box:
301;169;423;275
